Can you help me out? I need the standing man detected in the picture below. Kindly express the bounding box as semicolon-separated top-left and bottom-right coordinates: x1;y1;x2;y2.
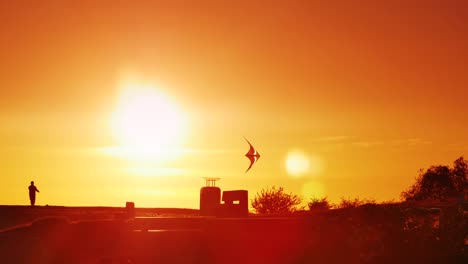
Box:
29;181;40;207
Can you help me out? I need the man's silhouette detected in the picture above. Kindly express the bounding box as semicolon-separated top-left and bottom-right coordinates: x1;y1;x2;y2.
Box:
29;181;40;206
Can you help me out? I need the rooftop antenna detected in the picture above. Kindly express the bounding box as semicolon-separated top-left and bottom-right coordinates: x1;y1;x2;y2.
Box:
203;177;220;187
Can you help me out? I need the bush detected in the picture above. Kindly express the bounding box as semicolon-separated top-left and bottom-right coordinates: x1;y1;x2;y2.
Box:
251;186;302;215
337;197;376;209
308;197;332;211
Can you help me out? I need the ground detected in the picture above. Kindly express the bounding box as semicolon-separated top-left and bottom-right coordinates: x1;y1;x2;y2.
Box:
0;205;466;263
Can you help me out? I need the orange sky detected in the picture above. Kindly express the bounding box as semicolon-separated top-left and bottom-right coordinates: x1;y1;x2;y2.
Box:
1;1;468;208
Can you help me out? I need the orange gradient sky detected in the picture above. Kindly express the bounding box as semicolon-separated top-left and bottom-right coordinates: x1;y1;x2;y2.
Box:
1;1;468;208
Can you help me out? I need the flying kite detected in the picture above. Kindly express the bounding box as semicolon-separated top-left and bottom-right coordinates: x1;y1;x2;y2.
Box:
244;137;260;173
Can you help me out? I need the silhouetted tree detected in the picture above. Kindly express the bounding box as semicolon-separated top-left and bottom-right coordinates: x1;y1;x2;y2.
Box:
401;157;468;201
452;157;468;196
251;186;302;215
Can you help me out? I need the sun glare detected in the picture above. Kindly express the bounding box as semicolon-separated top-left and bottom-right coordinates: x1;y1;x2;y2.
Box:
110;84;187;160
286;150;323;178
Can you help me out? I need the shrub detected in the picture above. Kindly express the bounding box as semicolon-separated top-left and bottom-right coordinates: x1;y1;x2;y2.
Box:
337;197;376;209
251;186;302;215
308;197;332;211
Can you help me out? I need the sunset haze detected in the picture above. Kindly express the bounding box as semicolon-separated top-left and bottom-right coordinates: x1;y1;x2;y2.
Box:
1;0;468;208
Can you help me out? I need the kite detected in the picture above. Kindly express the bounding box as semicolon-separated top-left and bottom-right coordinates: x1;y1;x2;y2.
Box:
244;137;260;173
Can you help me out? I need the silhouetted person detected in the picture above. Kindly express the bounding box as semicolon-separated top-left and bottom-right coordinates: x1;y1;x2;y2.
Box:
29;181;40;206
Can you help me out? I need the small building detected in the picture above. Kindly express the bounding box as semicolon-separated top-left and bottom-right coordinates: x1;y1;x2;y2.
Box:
199;178;249;218
199;178;221;216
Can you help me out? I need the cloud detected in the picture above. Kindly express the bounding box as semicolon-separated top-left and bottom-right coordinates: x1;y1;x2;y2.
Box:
351;141;386;148
442;141;468;151
314;136;432;149
387;138;432;147
351;138;432;148
125;167;186;177
313;136;351;143
405;138;432;146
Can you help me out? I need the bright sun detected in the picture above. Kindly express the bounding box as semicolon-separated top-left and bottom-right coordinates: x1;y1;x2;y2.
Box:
110;84;187;160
